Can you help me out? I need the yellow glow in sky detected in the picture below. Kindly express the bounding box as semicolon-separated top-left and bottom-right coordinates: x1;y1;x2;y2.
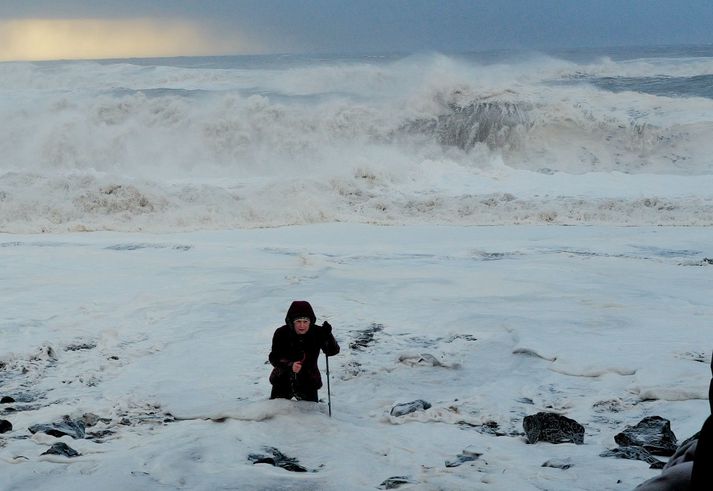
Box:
0;18;258;61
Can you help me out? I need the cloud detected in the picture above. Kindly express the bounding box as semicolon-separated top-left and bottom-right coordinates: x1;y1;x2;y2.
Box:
0;18;263;61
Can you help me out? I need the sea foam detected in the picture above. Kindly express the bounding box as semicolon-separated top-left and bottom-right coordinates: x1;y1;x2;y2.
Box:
1;53;712;232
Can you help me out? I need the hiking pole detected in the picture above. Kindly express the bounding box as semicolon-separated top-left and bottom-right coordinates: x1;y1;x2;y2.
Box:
325;355;332;417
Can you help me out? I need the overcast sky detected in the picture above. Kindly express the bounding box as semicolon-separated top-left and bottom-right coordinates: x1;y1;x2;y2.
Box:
1;1;712;60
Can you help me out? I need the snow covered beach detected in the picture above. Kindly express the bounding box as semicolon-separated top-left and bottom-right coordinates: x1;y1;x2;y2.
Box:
1;48;713;489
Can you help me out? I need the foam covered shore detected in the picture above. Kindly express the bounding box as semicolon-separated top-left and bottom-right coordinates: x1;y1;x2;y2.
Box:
1;225;712;490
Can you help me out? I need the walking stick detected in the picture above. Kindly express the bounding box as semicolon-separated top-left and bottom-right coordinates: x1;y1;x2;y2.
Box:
325;354;332;417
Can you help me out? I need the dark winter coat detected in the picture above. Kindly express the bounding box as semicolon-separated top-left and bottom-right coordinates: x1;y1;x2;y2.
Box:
269;323;339;390
268;301;340;392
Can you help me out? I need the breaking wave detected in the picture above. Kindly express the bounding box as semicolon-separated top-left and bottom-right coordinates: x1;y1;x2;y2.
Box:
1;51;713;232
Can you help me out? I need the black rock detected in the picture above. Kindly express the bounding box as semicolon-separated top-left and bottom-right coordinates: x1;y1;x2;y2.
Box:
541;458;573;470
390;400;432;417
86;429;115;442
600;446;664;468
28;418;85;439
349;323;384;350
248;447;308;472
378;476;415;489
445;448;482;467
0;419;12;433
41;442;81;458
472;420;508;436
614;416;678;456
81;413;110;427
523;412;585;444
1;393;35;404
64;342;96;352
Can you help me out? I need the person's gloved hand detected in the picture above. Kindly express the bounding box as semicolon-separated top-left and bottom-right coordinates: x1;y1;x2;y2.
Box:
322;321;332;334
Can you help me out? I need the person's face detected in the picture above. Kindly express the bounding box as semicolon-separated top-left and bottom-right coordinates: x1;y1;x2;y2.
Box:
293;318;310;335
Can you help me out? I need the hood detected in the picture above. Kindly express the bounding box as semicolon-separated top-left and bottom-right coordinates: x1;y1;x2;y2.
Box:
285;300;317;325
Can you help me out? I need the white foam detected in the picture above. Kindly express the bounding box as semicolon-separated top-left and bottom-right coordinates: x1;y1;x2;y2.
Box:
1;54;712;232
0;225;711;490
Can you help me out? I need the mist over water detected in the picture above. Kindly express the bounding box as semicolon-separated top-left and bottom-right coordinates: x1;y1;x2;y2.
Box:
2;47;713;232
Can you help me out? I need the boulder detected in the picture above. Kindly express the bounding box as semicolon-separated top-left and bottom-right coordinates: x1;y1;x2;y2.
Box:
0;419;12;433
1;396;15;404
28;418;85;439
614;416;677;456
390;400;431;417
41;442;81;458
523;412;584;444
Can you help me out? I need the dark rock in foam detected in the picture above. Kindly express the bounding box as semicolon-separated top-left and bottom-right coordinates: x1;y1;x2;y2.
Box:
350;323;384;350
541;458;573;470
390;400;431;417
378;476;415;489
29;417;85;439
41;442;81;458
600;446;665;468
248;447;309;472
614;416;678;456
0;419;12;433
523;412;584;444
445;447;482;467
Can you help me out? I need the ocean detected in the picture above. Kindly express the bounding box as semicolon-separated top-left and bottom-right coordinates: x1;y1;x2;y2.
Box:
1;45;713;232
2;46;712;491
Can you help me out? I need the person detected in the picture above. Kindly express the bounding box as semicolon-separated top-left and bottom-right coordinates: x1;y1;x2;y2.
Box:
268;300;340;402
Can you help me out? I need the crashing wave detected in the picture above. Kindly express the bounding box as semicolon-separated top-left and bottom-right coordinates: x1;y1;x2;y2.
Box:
402;99;531;151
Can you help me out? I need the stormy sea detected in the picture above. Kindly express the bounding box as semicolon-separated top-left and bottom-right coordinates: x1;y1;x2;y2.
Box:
1;46;712;490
